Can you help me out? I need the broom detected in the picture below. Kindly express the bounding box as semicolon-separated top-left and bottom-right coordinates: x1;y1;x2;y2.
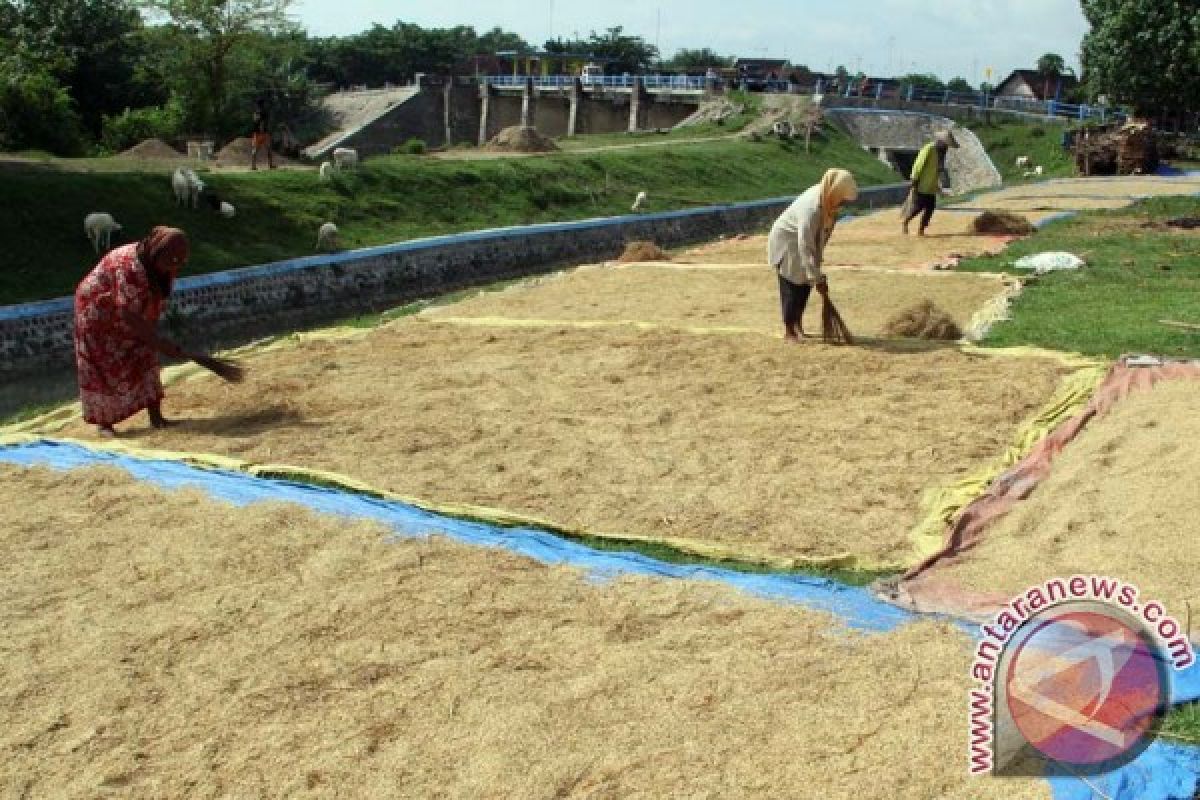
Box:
820;290;854;346
191;353;246;383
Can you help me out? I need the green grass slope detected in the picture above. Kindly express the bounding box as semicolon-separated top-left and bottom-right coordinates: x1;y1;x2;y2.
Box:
964;119;1078;183
0;128;897;305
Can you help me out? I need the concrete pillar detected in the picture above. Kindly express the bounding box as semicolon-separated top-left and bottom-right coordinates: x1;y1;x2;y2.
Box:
628;77;645;133
443;81;453;147
567;78;582;137
520;76;536;128
478;82;493;147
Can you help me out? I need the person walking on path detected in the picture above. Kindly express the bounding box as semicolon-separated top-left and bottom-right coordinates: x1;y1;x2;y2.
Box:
902;130;957;236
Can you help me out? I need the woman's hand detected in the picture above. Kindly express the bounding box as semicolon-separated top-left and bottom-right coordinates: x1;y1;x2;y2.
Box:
815;276;830;296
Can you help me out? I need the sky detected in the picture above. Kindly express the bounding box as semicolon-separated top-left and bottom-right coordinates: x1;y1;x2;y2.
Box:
292;0;1090;84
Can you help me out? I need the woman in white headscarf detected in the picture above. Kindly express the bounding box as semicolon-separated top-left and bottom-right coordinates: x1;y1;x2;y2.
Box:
767;168;858;342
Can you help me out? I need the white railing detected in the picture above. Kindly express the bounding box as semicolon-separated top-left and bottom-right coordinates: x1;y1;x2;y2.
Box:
484;74;708;91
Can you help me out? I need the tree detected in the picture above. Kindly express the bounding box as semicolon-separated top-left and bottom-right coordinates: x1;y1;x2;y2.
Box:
898;72;945;91
476;26;529;55
8;0;153;136
546;27;657;74
141;0;295;134
1036;52;1066;100
668;48;729;71
946;77;973;94
1081;0;1200;119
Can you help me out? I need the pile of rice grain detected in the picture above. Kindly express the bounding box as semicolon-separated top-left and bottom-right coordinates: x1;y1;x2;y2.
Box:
617;240;670;263
970;211;1035;235
484;126;559;153
883;300;963;340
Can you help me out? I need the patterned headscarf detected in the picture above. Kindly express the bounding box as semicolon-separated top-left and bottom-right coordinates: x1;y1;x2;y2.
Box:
137;226;189;295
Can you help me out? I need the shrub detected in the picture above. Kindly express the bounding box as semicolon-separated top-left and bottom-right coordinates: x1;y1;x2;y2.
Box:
0;69;85;156
396;137;426;155
101;102;185;153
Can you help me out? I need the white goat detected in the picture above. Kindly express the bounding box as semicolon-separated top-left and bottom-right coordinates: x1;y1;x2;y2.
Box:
631;190;648;212
316;222;339;251
219;201;236;218
84;212;122;253
1015;155;1031;168
332;147;358;171
319;161;334;181
171;168;205;209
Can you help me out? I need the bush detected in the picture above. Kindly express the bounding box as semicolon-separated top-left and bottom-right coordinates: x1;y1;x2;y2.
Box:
396;137;426;155
101;102;184;153
0;69;85;156
1030;127;1047;138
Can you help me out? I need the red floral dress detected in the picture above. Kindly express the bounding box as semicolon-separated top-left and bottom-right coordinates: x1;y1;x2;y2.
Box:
74;244;165;426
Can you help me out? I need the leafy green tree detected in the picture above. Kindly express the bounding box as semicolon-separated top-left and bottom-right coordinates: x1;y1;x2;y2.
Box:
9;0;152;136
1081;0;1200;118
1036;52;1067;99
668;48;730;70
140;0;295;134
898;72;945;91
546;27;657;74
476;26;529;55
0;66;85;154
946;77;974;93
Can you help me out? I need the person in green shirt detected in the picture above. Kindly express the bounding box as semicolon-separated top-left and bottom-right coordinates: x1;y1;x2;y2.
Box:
902;131;957;236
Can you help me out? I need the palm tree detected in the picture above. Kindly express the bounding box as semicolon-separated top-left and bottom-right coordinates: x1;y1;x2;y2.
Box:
1036;53;1066;101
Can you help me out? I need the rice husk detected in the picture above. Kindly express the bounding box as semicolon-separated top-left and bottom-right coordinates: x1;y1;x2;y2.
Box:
0;463;1049;798
969;211;1035;235
883;300;964;340
116;138;184;160
930;379;1200;624
51;322;1066;565
427;262;1005;339
484;125;559;153
617;240;670;263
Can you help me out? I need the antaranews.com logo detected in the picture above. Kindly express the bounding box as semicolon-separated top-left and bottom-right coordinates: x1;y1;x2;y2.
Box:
967;575;1195;777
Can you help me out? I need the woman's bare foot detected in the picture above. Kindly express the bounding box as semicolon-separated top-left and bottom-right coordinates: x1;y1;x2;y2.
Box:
97;425;116;438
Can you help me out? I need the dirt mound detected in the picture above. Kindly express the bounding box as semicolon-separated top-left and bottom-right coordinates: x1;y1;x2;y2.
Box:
214;136;297;167
883;300;963;340
617;241;670;263
484;126;559;153
969;211;1034;235
117;138;184;160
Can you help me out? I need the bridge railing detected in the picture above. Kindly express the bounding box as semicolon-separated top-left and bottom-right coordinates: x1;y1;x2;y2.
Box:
483;74;707;91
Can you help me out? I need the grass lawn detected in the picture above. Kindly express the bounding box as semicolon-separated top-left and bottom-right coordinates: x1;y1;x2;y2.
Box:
965;118;1078;183
0;125;895;306
956;196;1200;358
1162;701;1200;747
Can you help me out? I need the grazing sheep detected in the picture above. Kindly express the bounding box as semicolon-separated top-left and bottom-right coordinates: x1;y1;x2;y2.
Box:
171;168;190;206
631;190;648;212
332;147;358;171
219;201;236;218
172;168;205;209
316;222;339;251
1016;155;1031;168
319;161;334;181
84;212;122;253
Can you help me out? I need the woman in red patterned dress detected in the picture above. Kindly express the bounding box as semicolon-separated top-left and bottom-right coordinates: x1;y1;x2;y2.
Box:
74;226;239;436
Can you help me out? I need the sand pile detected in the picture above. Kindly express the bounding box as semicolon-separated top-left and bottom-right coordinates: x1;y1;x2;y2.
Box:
0;463;1049;798
929;378;1200;624
617;240;670;263
214;136;298;167
883;300;964;340
117;138;183;160
485;126;559;153
50;322;1065;566
969;211;1035;235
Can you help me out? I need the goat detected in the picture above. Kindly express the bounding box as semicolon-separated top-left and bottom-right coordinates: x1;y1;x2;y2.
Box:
84;212;122;253
319;161;334;181
1016;155;1031;168
172;168;204;209
316;222;339;251
631;191;648;212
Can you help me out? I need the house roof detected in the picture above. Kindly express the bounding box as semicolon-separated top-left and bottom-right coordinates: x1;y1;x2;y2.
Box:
995;69;1078;100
